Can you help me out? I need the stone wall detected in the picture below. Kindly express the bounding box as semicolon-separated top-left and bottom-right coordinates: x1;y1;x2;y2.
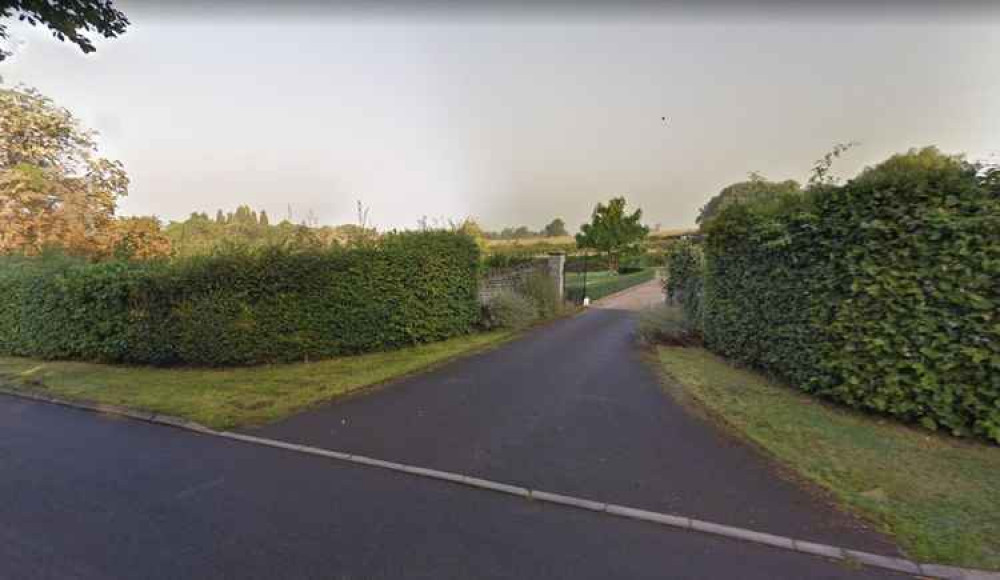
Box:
478;254;565;304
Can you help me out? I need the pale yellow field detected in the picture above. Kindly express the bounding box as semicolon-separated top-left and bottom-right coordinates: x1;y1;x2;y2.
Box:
486;236;575;247
485;228;696;249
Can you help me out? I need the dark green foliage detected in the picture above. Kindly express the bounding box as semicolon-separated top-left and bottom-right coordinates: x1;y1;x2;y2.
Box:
0;231;480;366
575;197;649;272
564;253;610;273
543;218;568;237
481;252;535;272
664;240;705;335
617;254;645;274
565;250;655;274
696;173;801;228
693;147;1000;442
1;1;129;62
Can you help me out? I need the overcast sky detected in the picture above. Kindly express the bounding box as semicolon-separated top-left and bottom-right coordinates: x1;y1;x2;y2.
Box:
2;2;998;231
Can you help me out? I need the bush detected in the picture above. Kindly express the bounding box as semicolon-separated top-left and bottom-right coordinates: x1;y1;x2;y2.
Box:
519;270;563;318
664;241;704;335
617;255;644;274
638;304;699;346
480;291;538;330
700;147;1000;442
480;252;535;272
0;231;481;366
564;253;609;273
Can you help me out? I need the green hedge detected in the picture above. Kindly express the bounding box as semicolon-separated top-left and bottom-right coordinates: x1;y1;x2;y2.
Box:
677;148;1000;442
0;231;480;366
664;241;705;333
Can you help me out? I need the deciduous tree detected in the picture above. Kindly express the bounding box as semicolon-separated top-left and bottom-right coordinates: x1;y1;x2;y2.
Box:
0;85;129;255
575;197;648;273
543;217;568;237
0;0;129;62
696;173;800;229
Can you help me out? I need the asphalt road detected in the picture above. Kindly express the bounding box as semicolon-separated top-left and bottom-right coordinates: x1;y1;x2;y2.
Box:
0;396;902;579
257;298;899;556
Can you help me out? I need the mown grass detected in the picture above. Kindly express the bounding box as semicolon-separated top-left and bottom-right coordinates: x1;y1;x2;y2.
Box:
654;345;1000;570
0;331;513;430
565;268;657;302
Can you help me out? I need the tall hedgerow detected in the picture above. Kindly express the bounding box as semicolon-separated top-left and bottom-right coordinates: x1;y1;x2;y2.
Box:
678;147;999;442
664;240;705;335
0;230;480;366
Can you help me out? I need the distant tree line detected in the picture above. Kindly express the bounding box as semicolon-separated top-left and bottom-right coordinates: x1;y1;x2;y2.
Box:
164;205;375;258
483;218;569;240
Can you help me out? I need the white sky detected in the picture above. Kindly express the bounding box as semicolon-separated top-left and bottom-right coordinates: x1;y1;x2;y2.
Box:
2;3;998;231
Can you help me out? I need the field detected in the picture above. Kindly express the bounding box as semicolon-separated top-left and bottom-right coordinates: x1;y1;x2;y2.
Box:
485;228;697;257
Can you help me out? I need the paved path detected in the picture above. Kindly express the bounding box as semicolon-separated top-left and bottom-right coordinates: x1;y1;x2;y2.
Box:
592;277;666;311
256;284;899;557
0;396;901;579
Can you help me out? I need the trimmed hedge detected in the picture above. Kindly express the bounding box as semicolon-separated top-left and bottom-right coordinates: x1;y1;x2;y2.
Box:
664;240;705;333
0;231;480;366
675;148;1000;442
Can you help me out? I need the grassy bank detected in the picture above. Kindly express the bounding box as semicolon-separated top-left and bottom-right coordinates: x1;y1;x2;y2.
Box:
0;331;513;430
565;268;656;303
653;346;1000;570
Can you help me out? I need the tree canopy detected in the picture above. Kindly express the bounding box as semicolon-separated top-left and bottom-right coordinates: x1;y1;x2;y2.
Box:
575;197;648;272
543;217;568;237
0;1;128;61
0;84;166;257
696;172;801;228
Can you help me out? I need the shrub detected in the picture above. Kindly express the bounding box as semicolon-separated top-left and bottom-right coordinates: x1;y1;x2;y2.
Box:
0;230;481;366
481;252;535;272
664;240;704;335
519;270;563;318
700;147;1000;442
480;291;538;330
564;253;610;273
638;304;699;346
617;254;644;274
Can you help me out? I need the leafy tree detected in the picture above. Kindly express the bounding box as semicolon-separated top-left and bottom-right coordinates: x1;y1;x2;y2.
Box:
0;0;129;62
543;218;568;237
457;217;488;252
977;157;999;195
0;84;130;256
696;172;800;229
164;207;359;257
101;216;172;260
575;197;649;272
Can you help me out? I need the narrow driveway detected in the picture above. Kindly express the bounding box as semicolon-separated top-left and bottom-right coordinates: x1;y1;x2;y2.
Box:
0;396;902;579
257;281;899;556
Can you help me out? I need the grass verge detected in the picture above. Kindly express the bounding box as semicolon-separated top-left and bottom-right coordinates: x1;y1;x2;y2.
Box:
653;345;1000;570
0;331;514;430
565;268;656;303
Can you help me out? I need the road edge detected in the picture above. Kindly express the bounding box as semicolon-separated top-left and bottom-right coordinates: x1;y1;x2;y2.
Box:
1;387;995;580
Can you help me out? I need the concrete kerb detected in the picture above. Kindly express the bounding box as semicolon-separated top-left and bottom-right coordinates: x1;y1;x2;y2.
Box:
3;387;998;580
